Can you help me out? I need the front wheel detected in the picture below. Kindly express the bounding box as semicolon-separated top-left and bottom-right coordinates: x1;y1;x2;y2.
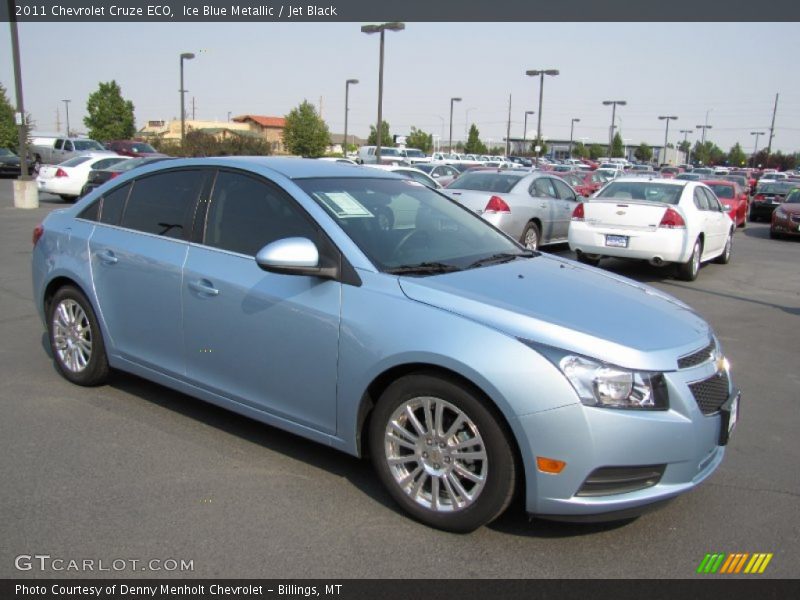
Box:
676;238;702;281
715;231;732;264
47;286;109;386
369;374;516;532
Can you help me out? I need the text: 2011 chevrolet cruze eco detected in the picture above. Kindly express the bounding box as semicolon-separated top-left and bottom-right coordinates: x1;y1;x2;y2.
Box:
32;158;740;532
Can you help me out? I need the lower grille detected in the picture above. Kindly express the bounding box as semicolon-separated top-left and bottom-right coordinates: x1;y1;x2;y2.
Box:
689;372;731;415
576;465;666;497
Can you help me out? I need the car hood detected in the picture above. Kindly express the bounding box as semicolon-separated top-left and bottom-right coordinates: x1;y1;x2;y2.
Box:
397;255;711;371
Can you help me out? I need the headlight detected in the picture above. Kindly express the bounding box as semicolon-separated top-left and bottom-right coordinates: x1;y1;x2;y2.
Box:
558;355;667;409
774;208;786;218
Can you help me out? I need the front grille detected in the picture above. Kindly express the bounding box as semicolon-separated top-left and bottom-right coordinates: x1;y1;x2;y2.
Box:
689;371;730;415
576;465;666;497
792;214;800;223
678;340;715;369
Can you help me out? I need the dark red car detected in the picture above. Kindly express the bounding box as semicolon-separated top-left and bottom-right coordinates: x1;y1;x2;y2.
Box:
104;140;167;158
770;188;800;239
703;180;748;228
559;171;606;197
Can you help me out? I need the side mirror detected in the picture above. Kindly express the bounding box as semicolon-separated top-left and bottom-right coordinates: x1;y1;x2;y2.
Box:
255;237;337;279
721;205;732;212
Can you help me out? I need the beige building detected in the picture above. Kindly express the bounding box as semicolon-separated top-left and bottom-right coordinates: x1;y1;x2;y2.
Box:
139;115;287;154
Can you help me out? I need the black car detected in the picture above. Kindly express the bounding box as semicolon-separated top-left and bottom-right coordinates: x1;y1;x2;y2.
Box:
81;156;175;195
750;181;796;222
0;148;34;177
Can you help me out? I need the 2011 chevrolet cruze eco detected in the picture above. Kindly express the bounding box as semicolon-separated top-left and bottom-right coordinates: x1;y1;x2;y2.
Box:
32;158;740;532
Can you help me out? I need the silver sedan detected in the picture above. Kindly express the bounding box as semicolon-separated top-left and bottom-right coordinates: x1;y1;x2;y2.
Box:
444;170;581;250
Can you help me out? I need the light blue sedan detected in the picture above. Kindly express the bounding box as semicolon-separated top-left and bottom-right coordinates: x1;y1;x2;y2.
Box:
31;157;739;532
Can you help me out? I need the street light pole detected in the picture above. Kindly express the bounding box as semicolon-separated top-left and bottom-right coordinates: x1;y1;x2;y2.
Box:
523;110;534;154
449;97;462;153
525;69;559;158
179;52;195;144
9;6;32;184
62;100;71;136
658;116;678;165
602;100;626;157
696;123;712;145
361;22;405;163
569;118;580;158
343;78;359;158
750;131;765;168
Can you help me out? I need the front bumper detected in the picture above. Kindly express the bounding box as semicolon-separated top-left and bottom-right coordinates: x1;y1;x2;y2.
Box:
515;357;738;521
771;213;800;236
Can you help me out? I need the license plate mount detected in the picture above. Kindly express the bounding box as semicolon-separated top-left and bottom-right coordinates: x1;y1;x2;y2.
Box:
718;391;741;446
605;234;629;248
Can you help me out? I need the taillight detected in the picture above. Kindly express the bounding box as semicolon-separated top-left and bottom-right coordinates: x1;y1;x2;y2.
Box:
755;194;765;201
571;203;585;220
55;168;68;178
110;172;120;179
32;224;44;246
659;207;686;229
484;195;510;213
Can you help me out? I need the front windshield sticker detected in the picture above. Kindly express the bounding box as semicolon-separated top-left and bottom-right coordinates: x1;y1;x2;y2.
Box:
316;192;373;218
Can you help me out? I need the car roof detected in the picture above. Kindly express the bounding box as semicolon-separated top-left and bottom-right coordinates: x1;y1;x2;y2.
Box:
612;176;687;186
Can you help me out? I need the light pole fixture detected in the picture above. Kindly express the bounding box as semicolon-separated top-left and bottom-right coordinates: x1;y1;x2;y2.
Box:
696;123;712;145
361;22;405;162
602;100;626;156
343;78;359;158
569;118;581;158
179;52;195;144
523;110;535;150
679;129;693;164
227;111;231;122
62;99;71;136
526;69;559;157
750;131;765;168
658;116;678;165
449;97;462;153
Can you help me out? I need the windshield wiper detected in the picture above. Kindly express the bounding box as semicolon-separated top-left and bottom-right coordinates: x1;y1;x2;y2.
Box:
385;262;463;276
466;251;536;269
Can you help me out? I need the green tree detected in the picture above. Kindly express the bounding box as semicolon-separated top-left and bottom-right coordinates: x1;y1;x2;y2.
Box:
282;100;330;157
589;144;605;160
406;126;433;154
571;141;587;159
83;80;135;141
634;142;653;162
611;132;625;158
692;140;725;166
0;82;18;150
678;139;691;156
367;120;391;146
464;124;487;154
727;143;747;167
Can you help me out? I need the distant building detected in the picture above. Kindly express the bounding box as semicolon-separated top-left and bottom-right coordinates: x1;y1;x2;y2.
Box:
231;115;287;153
328;133;368;155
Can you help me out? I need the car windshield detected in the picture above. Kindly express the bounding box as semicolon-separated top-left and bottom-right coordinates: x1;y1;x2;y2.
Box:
404;149;426;158
596;181;683;204
676;173;701;180
74;140;105;151
446;172;524;193
295;177;525;272
759;182;793;194
785;190;800;204
102;157;172;172
415;164;434;173
708;184;734;198
130;143;157;153
59;156;92;167
0;148;16;157
380;148;402;157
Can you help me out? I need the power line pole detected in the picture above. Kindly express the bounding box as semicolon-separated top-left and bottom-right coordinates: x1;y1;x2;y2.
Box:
765;92;779;164
505;93;512;157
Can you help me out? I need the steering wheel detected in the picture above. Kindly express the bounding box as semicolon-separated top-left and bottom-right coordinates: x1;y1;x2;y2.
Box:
393;229;431;259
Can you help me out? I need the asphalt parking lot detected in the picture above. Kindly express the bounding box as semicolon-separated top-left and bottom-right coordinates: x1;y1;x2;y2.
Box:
1;179;798;579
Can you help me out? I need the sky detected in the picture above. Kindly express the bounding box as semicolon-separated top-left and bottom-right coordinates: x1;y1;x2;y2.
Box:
2;21;799;154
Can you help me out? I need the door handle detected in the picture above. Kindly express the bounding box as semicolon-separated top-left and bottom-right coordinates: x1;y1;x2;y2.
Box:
188;279;219;297
97;250;118;265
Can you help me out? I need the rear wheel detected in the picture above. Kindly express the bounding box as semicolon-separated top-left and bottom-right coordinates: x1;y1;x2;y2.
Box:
576;251;601;267
520;222;541;251
677;238;702;281
369;373;516;532
47;286;109;386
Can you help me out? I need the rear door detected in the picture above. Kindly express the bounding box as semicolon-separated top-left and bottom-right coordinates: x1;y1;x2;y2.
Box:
89;169;208;377
551;177;580;241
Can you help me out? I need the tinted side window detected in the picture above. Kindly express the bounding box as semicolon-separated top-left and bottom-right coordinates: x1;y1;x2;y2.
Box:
702;188;722;211
78;199;100;222
552;178;577;201
99;183;131;225
531;177;557;198
121;170;205;239
205;171;318;256
693;188;709;210
54;139;64;150
64;141;74;152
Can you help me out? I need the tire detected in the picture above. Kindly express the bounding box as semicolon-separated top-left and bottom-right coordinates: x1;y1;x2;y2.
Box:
715;231;732;264
368;373;516;533
47;285;109;386
520;221;541;251
677;238;702;281
576;251;601;267
769;228;780;240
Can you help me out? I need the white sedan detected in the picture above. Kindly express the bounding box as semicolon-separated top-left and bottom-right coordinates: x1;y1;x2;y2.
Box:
568;177;734;281
37;152;127;201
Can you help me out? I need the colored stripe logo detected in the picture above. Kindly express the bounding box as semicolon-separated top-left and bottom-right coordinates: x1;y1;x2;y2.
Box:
696;553;773;574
